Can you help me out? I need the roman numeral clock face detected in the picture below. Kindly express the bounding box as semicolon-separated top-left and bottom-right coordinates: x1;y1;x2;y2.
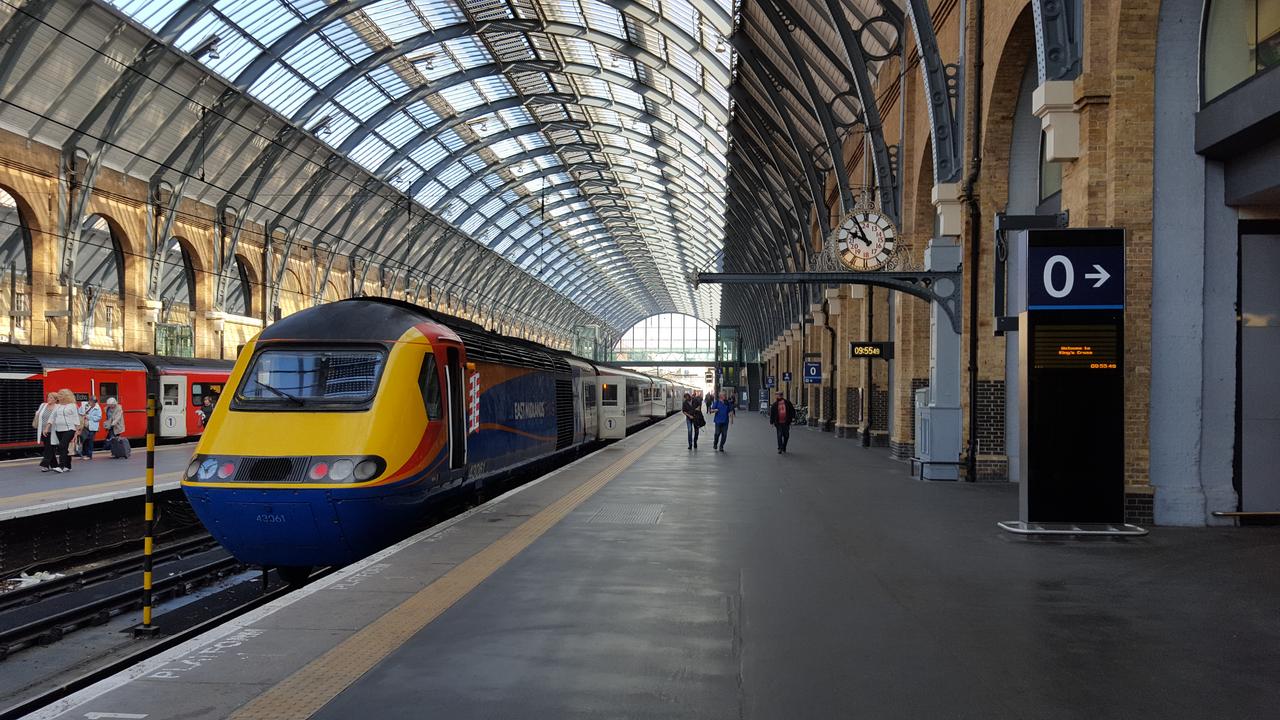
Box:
835;212;897;271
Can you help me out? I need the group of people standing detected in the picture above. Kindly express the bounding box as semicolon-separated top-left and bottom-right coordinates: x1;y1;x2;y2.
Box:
32;391;126;472
681;390;736;452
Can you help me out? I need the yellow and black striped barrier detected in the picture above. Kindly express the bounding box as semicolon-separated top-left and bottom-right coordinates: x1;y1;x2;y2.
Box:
135;394;159;637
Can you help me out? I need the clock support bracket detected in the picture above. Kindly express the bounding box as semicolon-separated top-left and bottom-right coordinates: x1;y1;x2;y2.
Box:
693;270;964;335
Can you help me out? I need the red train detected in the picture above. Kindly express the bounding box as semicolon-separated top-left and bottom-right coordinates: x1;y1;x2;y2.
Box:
0;344;234;450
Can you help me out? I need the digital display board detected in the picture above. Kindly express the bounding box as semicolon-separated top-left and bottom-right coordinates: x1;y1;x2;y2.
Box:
850;341;894;359
1032;325;1120;370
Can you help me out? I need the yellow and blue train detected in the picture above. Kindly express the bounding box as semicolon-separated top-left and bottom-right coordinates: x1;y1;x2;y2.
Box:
182;298;690;578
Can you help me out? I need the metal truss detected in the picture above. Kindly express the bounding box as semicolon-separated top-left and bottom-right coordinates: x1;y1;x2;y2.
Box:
904;0;964;185
1032;0;1083;82
697;270;963;334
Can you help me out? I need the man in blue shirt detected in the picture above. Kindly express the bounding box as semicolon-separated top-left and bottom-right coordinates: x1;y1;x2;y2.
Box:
709;391;735;452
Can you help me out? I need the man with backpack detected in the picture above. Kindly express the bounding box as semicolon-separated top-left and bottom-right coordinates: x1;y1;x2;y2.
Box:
769;392;797;454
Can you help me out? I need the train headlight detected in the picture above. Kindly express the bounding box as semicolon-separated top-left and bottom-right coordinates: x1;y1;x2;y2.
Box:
329;458;355;481
187;459;201;479
196;458;218;481
354;459;380;481
302;456;382;482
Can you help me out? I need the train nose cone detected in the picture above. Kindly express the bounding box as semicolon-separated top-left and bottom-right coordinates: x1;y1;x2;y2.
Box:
186;491;355;567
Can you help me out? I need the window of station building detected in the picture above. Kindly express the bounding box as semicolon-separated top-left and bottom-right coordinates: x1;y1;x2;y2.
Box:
613;313;715;364
0;188;31;339
225;255;253;317
158;239;196;326
1204;0;1280;102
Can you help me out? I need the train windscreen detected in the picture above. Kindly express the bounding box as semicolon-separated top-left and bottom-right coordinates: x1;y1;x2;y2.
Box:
235;347;386;407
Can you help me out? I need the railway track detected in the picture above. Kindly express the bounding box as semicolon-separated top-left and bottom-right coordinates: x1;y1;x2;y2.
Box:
0;565;333;720
0;540;241;661
0;534;221;613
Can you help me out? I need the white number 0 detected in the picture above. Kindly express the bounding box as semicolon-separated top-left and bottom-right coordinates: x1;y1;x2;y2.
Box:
1043;254;1074;298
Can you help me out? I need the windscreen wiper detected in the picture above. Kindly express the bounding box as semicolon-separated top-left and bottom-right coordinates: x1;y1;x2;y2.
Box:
254;380;304;405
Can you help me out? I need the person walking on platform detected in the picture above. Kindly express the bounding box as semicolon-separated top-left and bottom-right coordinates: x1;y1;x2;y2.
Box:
682;392;704;450
103;397;124;453
78;397;102;460
33;392;57;472
705;389;714;414
710;391;735;452
769;392;796;454
43;389;79;473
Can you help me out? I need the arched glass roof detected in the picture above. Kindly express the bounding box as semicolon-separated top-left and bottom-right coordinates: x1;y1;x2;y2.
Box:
106;0;733;322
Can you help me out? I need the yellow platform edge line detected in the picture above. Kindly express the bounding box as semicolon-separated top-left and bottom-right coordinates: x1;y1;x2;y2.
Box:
229;420;679;720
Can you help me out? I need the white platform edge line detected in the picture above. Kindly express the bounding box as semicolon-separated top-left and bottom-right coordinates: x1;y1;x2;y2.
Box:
25;423;668;720
0;482;185;523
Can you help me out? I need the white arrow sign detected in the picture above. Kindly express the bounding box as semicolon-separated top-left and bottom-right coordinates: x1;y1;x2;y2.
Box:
1084;264;1111;288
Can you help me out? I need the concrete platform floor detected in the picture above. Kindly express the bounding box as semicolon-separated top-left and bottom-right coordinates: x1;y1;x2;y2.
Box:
31;416;1280;719
324;417;1280;719
0;442;193;520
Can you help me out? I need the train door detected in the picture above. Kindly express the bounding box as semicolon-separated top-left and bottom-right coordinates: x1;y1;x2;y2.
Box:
159;375;187;437
599;378;625;439
583;380;598;440
444;347;467;470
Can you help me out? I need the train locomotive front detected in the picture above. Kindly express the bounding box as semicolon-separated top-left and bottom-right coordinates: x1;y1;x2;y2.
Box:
182;300;461;570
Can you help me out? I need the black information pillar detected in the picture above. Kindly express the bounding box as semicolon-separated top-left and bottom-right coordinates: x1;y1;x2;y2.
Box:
1019;228;1125;524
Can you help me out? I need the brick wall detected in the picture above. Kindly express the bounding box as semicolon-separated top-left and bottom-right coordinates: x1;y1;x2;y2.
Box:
974;379;1006;457
846;388;862;426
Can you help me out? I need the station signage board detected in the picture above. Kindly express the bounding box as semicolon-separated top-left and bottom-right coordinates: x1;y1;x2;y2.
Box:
850;341;894;359
782;371;793;383
1018;228;1126;527
766;375;776;388
803;361;822;384
1026;230;1125;310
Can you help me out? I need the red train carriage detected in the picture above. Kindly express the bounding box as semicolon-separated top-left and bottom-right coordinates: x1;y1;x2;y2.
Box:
0;344;234;450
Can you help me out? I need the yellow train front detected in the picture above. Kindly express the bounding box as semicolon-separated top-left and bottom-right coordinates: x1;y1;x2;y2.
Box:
183;298;577;576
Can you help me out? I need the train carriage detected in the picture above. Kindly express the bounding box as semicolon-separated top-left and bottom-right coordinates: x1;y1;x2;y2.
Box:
0;344;232;450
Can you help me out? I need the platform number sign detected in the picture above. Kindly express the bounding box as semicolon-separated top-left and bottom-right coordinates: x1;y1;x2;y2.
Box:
782;371;792;383
1027;229;1125;310
803;361;821;384
766;375;776;388
468;371;480;434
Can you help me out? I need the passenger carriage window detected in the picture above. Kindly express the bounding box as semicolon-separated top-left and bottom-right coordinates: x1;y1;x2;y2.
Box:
585;383;596;405
601;383;618;406
163;384;180;406
99;382;118;404
418;353;443;420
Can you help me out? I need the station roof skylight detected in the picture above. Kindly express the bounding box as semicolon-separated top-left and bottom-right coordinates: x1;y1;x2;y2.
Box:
107;0;735;323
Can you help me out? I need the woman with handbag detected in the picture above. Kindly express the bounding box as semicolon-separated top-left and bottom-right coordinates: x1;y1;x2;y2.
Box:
682;392;705;450
43;389;80;473
32;392;58;472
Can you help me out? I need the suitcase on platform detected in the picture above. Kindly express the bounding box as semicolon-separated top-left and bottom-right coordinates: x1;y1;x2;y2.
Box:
111;436;131;459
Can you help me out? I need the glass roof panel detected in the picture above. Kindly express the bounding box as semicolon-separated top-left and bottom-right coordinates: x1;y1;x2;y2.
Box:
111;0;741;326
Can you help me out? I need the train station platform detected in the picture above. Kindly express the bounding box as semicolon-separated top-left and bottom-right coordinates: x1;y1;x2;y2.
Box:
0;444;193;521
29;416;1280;720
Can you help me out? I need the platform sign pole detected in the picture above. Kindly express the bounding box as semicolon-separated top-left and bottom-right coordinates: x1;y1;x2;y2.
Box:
137;394;159;635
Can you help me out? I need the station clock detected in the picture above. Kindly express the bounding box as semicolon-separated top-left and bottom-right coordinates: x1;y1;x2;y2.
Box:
834;211;897;272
